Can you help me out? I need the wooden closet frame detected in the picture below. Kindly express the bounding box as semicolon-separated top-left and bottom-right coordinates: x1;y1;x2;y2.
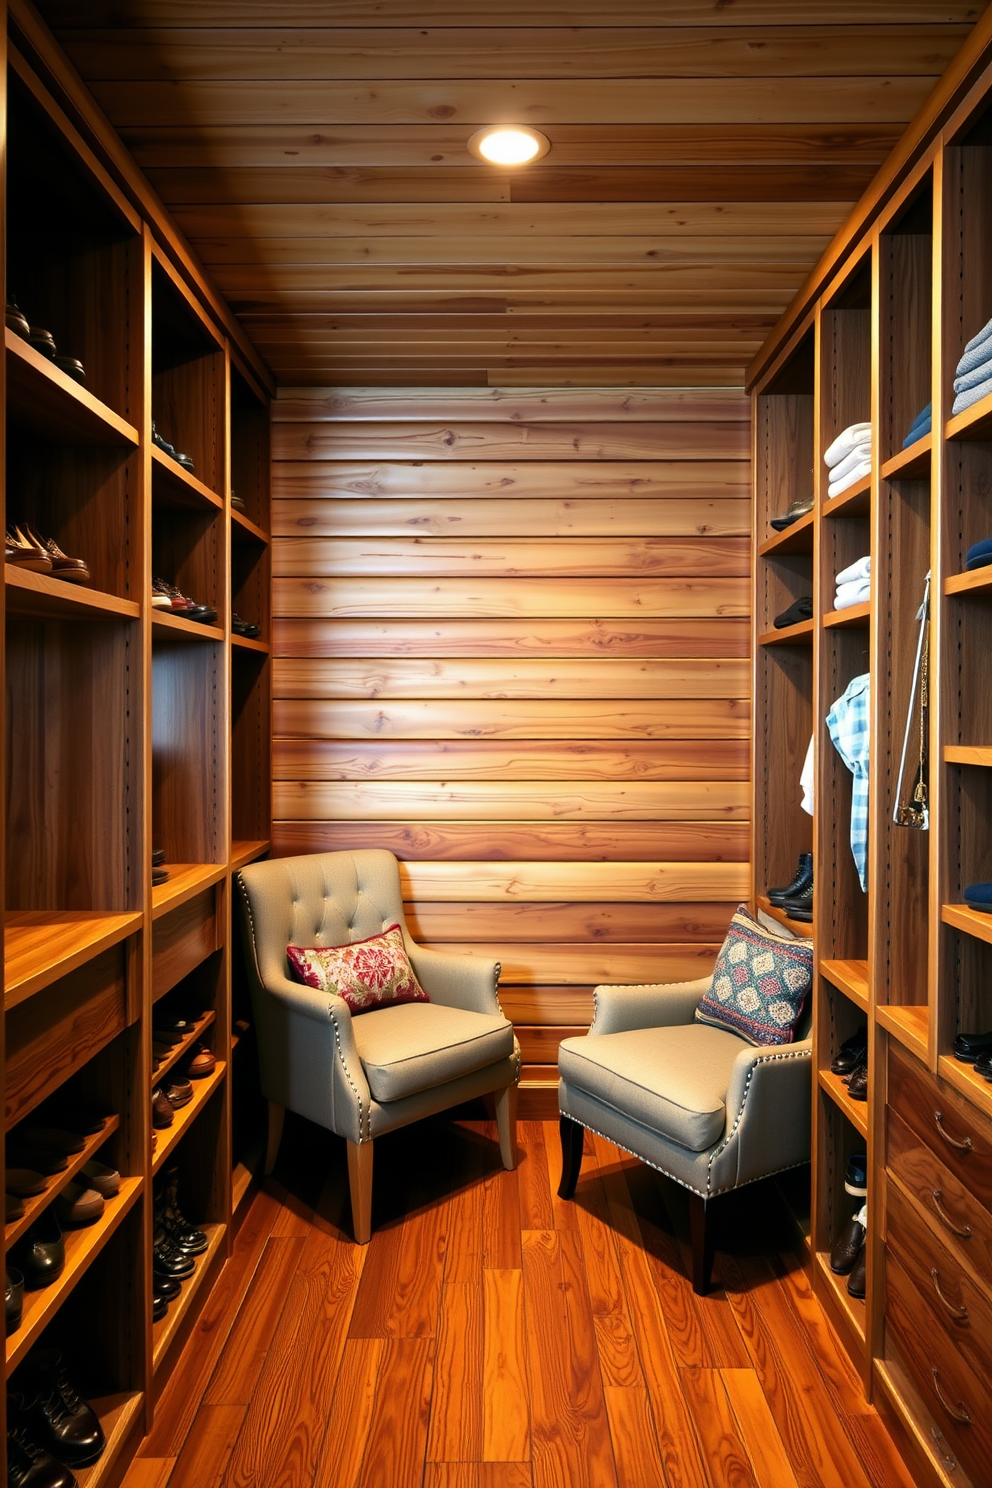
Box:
750;11;992;1487
0;4;273;1482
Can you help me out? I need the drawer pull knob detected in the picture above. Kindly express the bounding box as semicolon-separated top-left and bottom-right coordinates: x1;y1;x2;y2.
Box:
931;1189;972;1238
931;1368;971;1425
934;1111;972;1152
930;1268;969;1321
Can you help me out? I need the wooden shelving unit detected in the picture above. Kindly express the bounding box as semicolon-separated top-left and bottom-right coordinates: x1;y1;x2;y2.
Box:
0;30;272;1485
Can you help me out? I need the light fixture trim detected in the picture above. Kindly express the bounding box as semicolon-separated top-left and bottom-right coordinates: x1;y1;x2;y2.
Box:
468;125;550;166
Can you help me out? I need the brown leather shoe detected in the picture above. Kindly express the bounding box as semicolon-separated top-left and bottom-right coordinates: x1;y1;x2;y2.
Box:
54;1181;105;1227
830;1206;866;1275
23;526;90;585
152;1088;174;1129
163;1077;192;1110
846;1061;868;1101
185;1042;216;1078
5;526;52;573
847;1243;867;1298
81;1160;120;1199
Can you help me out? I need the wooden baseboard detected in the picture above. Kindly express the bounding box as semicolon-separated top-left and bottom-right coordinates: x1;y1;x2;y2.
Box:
518;1082;560;1119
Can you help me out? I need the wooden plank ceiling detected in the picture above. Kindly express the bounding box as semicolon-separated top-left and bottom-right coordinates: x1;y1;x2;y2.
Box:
37;1;983;387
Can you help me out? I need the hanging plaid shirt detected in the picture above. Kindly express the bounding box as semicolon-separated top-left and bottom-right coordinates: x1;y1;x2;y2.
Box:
826;673;870;891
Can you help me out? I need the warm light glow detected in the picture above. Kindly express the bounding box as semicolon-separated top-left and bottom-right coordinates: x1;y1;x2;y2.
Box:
468;126;550;166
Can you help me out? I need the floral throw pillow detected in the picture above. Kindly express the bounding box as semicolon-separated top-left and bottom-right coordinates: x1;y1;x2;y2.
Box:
286;923;429;1016
695;903;813;1046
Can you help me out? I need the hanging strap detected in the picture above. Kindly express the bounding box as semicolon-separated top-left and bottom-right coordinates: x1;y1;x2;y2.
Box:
894;570;930;830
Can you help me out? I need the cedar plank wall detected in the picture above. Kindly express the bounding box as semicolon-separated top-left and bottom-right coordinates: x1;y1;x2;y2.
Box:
271;386;750;1109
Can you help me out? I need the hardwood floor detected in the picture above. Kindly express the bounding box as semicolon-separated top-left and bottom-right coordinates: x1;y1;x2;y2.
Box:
129;1117;917;1488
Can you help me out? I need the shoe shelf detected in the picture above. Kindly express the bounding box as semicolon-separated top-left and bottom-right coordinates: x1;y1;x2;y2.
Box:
153;1009;216;1087
945;385;992;443
941;902;992;948
151;609;224;644
151;1062;227;1177
818;1068;870;1140
150;445;223;514
151;864;227;922
757;617;814;648
231;632;269;655
875;1005;928;1061
5;1176;143;1375
822;477;871;520
814;1250;867;1348
880;437;931;483
944;744;992;767
74;1392;145;1488
823;601;871;630
231;508;269;547
755;893;812;938
935;1054;992;1124
758;510;815;557
944;566;992;598
230;840;270;872
821;958;870;1014
152;1221;226;1373
4;910;143;1009
4;566;140;624
4;330;139;449
4;1114;121;1249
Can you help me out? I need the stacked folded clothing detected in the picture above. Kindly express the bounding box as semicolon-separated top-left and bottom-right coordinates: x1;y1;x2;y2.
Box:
825;422;871;498
953;317;992;415
901;401;931;448
834;555;870;611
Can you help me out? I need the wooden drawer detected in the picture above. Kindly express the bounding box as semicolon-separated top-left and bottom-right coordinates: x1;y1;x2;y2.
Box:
152;888;218;1000
887;1106;992;1280
888;1041;992;1199
886;1250;992;1486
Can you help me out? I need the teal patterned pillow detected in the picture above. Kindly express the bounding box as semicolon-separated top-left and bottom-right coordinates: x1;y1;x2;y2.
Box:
695;903;813;1046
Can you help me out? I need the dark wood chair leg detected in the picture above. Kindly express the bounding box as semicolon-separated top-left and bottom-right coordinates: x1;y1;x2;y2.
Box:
689;1191;715;1295
557;1116;585;1199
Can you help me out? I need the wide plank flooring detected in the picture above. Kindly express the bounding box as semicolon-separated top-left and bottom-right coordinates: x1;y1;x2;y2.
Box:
129;1117;916;1488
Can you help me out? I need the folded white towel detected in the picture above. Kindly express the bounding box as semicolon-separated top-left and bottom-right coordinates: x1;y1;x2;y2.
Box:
828;459;872;499
833;584;871;611
836;555;871;585
835;579;871;603
827;442;872;484
824;422;872;468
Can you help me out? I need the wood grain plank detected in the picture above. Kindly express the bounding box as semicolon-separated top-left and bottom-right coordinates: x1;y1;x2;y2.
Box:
348;1187;444;1338
121;1463;175;1488
273;420;748;461
270;460;751;499
602;1387;667;1488
268;821;751;862
483;1269;531;1462
425;1470;533;1488
274;387;750;422
405;903;737;944
272;698;750;740
271;739;751;781
203;1238;305;1405
721;1369;801;1488
516;1121;554;1232
271;618;751;659
358;1339;435;1488
427;1283;484;1461
483;1167;522;1271
396;860;749;901
169;1406;245;1488
425;942;721;984
311;1337;385;1488
679;1369;759;1488
272;778;749;819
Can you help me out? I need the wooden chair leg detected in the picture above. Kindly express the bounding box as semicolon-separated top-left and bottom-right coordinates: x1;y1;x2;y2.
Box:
263;1101;285;1176
495;1083;518;1170
347;1139;374;1245
557;1116;585;1199
689;1191;714;1295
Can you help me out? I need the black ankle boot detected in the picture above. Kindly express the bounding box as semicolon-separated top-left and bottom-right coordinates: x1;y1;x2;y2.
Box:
768;852;813;908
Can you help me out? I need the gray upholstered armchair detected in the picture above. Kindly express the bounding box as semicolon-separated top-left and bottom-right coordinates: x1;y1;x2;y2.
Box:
236;849;520;1242
557;975;811;1293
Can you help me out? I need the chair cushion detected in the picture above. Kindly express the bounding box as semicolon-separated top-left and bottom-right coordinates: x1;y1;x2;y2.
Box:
286;923;429;1015
695;903;812;1046
558;1023;748;1152
351;1001;515;1103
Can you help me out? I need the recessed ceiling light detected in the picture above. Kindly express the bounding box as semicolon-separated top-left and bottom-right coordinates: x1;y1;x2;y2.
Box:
468;126;550;166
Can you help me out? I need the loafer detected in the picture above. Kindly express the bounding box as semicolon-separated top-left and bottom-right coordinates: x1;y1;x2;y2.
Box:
830;1205;866;1275
162;1077;193;1110
768;852;812;908
152;1088;174;1129
847;1061;868;1101
769;495;814;531
831;1028;868;1075
953;1028;992;1062
54;1181;105;1227
6;1392;77;1488
6;1168;48;1197
185;1042;216;1078
22;526;90;586
772;596;814;629
847;1243;867;1298
13;1212;65;1290
22;1347;106;1468
6;1267;24;1332
844;1153;868;1197
5;527;52;574
81;1160;120;1199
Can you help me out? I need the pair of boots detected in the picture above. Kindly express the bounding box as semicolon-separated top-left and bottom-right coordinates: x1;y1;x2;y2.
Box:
7;1348;105;1487
152;1166;208;1321
768;852;813;922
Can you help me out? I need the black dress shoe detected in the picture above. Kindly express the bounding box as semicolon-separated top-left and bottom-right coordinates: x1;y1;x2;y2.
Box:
953;1029;992;1063
157;1167;209;1255
21;1350;105;1468
6;1393;77;1488
830;1207;866;1275
847;1061;868;1100
152;1288;169;1322
780;882;813;922
831;1028;868;1075
13;1212;65;1290
6;1267;24;1332
154;1271;181;1300
975;1051;992;1082
769;495;814;531
768;852;813;908
847;1243;867;1298
773;596;814;629
153;1226;196;1279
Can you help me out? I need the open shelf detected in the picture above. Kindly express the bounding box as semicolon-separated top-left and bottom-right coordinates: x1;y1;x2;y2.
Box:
5;1114;120;1249
152;1222;226;1371
755;893;812;938
820;958;870;1014
758;618;814;647
151;444;223;512
823;601;871;629
4;565;139;623
5;1177;142;1374
231;508;269;547
151;864;226;921
5;910;142;1009
941;902;992;947
151;609;224;643
151;1062;226;1176
876;1005;928;1060
818;1067;870;1139
758;509;814;556
230;839;269;872
74;1392;145;1488
822;476;871;519
5;329;139;447
945;384;992;443
935;1053;992;1123
945;744;992;766
880;436;931;482
231;632;269;655
152;1009;216;1086
944;565;992;597
814;1250;867;1348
